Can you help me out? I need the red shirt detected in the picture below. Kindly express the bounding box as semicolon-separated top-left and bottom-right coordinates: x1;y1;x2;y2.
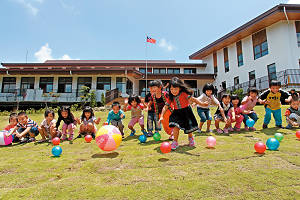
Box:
4;124;15;131
168;92;191;110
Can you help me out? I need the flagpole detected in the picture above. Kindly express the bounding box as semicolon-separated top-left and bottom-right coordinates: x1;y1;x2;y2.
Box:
145;34;148;96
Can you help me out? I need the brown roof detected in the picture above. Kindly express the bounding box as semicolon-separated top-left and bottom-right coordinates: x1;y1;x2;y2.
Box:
44;60;176;64
189;4;300;60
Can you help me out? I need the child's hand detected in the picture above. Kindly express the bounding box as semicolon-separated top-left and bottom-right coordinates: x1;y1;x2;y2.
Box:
232;117;236;122
293;122;298;126
120;114;124;119
103;122;109;126
224;118;228;124
264;100;270;105
95;117;101;124
124;99;128;104
76;118;81;124
158;117;164;125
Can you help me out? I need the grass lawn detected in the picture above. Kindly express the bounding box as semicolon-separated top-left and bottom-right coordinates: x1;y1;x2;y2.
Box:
0;105;299;200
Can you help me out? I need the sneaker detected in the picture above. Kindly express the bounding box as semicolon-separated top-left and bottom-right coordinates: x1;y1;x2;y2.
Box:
61;134;67;141
262;124;268;129
130;130;136;136
216;129;223;134
249;127;256;131
197;129;202;134
206;129;213;133
68;135;73;141
76;134;83;139
285;124;293;129
28;138;36;143
37;139;47;143
142;129;148;136
171;141;179;150
223;128;229;134
229;127;234;132
188;136;195;147
20;137;28;143
147;132;153;137
244;126;249;131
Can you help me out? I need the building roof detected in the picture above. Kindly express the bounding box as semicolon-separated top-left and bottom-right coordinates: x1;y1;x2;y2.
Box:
189;4;300;60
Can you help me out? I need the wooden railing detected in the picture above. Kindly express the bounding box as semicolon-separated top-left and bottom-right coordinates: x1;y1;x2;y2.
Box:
105;88;119;104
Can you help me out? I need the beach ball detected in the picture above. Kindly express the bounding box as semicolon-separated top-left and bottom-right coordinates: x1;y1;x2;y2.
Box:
52;137;60;146
52;146;62;157
153;132;161;141
266;138;280;151
85;135;93;143
254;142;266;154
246;119;255;128
274;133;284;142
95;125;122;151
139;135;147;143
160;142;171;154
206;136;216;148
0;130;13;146
296;131;300;139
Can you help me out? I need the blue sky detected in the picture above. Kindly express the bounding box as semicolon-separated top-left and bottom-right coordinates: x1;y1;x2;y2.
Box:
0;0;296;63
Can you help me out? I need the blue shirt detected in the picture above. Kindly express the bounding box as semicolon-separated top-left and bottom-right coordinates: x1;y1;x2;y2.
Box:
106;110;125;124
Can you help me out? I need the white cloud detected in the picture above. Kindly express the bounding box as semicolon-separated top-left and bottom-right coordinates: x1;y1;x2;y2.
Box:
287;0;300;4
14;0;43;16
34;43;77;62
158;38;175;52
60;0;80;15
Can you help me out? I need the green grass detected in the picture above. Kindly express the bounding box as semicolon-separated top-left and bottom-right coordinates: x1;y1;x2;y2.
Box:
0;105;299;200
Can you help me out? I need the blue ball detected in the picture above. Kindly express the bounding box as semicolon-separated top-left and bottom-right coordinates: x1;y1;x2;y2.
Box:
246;119;255;127
266;138;280;150
139;135;147;143
52;146;62;157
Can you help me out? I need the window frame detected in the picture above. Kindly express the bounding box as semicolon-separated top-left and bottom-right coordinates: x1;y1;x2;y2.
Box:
2;77;16;93
39;77;54;93
96;77;111;90
57;77;72;93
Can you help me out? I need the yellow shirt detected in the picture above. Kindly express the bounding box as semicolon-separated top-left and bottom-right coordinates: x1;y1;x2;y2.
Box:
259;89;290;110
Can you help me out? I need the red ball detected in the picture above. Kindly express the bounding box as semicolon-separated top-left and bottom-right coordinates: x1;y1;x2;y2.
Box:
160;142;171;154
85;135;93;143
52;137;60;146
296;131;300;139
254;142;266;154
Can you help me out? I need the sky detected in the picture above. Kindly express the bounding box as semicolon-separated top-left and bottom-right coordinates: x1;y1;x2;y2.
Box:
0;0;298;64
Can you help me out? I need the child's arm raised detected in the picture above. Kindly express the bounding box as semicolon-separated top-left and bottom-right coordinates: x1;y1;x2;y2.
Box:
190;97;209;107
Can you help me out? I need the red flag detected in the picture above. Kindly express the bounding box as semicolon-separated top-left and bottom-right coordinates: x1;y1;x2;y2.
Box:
146;36;156;44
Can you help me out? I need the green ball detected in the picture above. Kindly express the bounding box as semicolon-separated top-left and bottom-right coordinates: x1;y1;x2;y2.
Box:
153;133;161;141
274;133;284;142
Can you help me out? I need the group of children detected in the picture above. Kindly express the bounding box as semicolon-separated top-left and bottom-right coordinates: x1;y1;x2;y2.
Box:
2;78;300;150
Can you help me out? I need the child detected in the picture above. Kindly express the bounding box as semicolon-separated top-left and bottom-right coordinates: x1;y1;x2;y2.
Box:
259;80;291;129
196;83;221;133
228;95;244;132
4;113;18;131
8;112;39;143
145;82;160;137
104;101;125;138
285;96;300;129
56;106;77;142
38;110;58;143
241;88;259;131
159;77;208;150
214;94;234;134
124;94;147;136
77;106;101;138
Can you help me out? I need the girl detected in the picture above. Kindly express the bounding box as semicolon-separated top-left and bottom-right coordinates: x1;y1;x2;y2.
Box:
228;95;244;132
77;106;101;138
4;113;18;132
214;94;234;134
56;106;77;142
123;94;147;136
196;83;222;133
159;77;208;150
38;110;58;143
241;88;259;131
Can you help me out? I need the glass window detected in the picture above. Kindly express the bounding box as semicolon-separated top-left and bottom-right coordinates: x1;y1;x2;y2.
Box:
97;77;111;90
224;61;229;73
234;76;239;86
236;41;243;67
153;68;166;74
116;77;126;93
184;68;196;74
139;68;152;74
39;77;53;93
249;70;256;87
222;81;226;90
252;29;268;60
238;54;243;66
78;77;92;91
295;21;300;47
21;77;35;90
267;63;277;81
2;77;16;93
223;48;229;72
167;68;180;74
58;77;72;93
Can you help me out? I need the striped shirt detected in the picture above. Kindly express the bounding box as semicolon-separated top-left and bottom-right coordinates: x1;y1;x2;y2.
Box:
17;118;38;129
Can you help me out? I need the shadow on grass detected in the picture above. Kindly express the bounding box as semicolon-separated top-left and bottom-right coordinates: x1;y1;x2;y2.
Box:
0;142;28;148
50;156;61;158
158;158;169;162
91;152;119;159
260;127;285;135
122;135;139;142
254;152;266;157
154;145;199;157
205;147;216;150
138;139;170;146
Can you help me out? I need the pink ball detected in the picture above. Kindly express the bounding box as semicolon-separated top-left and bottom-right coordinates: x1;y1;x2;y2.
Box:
206;136;216;148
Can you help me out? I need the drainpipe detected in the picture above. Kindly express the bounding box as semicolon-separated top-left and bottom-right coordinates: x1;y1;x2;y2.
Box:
6;70;9;75
283;6;289;24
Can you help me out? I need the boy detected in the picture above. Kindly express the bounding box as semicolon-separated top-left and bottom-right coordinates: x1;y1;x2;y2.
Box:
259;80;292;128
104;101;125;138
285;96;300;129
8;112;39;143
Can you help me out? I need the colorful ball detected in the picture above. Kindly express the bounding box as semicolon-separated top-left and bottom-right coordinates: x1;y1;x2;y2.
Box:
95;125;122;151
296;131;300;139
160;142;171;153
246;119;255;128
153;132;161;141
206;136;216;148
52;137;60;146
0;131;12;146
52;146;62;157
274;133;284;142
266;138;280;150
85;135;93;143
139;135;147;143
254;142;266;154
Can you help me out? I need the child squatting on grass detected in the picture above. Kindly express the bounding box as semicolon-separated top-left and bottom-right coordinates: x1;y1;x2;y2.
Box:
214;94;234;134
56;106;77;142
77;106;101;139
104;101;125;138
285;96;300;129
38;109;58;143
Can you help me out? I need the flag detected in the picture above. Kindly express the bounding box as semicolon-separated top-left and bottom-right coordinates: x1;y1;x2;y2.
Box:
146;36;156;44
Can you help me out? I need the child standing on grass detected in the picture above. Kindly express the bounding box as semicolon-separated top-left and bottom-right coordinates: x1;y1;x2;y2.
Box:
214;94;234;134
285;96;300;129
104;101;125;138
38;110;58;143
4;113;18;132
159;77;208;150
196;83;222;133
77;106;101;139
56;106;77;142
124;94;147;136
228;95;244;132
259;80;291;129
240;88;259;131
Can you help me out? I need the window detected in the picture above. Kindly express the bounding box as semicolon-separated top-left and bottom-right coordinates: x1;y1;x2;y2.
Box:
116;77;126;93
221;81;226;90
249;70;256;87
139;68;152;74
21;77;34;90
58;77;72;93
236;41;244;66
2;77;16;93
184;80;197;89
267;63;277;82
78;77;92;91
252;29;268;59
184;68;196;74
223;48;229;72
295;21;300;47
213;52;218;74
153;68;166;74
167;68;180;74
234;76;239;85
97;77;111;90
39;77;53;93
